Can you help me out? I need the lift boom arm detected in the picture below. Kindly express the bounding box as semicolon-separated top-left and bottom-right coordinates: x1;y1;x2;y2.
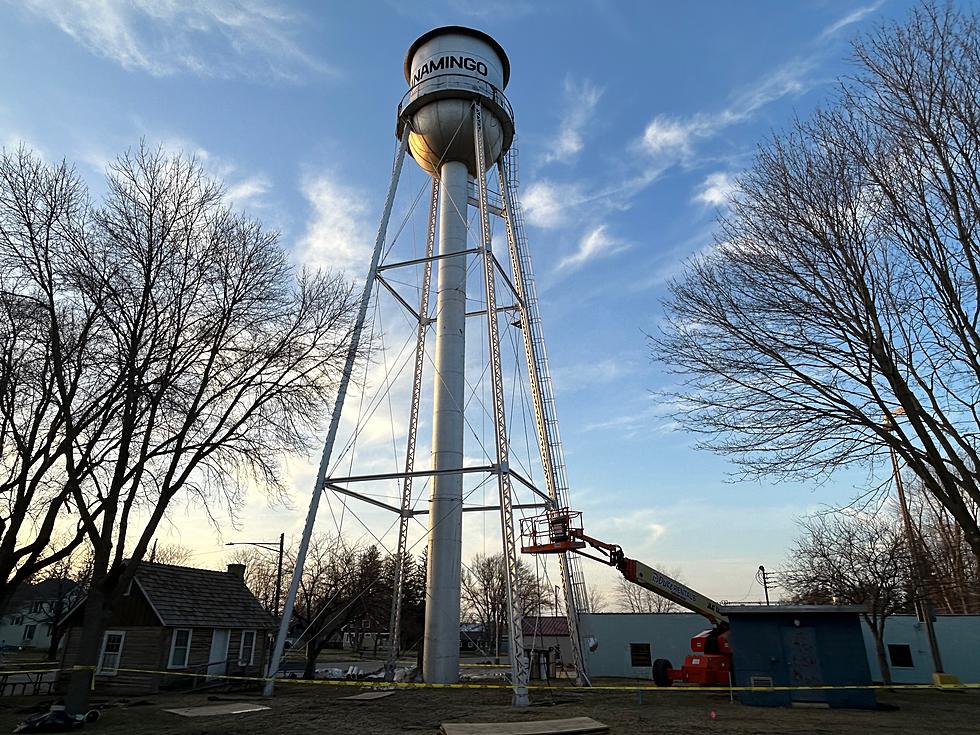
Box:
520;510;728;627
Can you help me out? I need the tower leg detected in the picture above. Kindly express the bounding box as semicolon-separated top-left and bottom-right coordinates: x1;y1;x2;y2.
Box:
473;103;530;707
423;160;469;685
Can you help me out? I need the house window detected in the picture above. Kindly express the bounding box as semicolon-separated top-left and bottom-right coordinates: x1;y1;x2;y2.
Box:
168;629;193;669
13;615;23;626
23;625;36;642
30;601;44;614
888;643;914;668
97;631;125;675
630;643;652;667
239;630;256;666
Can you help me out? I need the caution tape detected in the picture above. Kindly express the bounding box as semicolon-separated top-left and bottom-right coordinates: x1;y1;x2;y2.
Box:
58;665;980;693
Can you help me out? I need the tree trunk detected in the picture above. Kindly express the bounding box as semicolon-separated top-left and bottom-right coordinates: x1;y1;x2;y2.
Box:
872;628;892;686
65;585;107;713
303;638;325;680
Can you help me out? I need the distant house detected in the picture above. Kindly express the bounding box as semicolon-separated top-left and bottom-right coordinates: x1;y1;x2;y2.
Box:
0;579;80;653
523;615;572;667
60;562;275;694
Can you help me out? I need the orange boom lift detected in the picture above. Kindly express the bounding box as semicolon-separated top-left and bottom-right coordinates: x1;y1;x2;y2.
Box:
521;508;732;687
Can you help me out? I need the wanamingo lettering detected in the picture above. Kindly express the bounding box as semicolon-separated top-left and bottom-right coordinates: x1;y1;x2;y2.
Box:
413;55;489;84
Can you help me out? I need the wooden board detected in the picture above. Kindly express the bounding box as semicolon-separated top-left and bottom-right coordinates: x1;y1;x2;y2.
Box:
339;690;396;701
164;703;270;717
440;717;608;735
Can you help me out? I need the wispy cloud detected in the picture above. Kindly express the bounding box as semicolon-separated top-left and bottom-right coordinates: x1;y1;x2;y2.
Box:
552;357;638;395
296;173;369;279
522;180;584;229
20;0;330;80
693;172;736;208
542;78;603;165
640;58;814;162
557;224;629;271
818;1;884;41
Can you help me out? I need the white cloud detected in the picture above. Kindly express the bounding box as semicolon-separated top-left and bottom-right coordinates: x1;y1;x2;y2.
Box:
557;224;629;271
20;0;329;79
552;358;636;395
693;172;735;208
819;1;884;41
224;175;271;211
296;174;370;278
522;180;582;229
543;78;603;165
641;116;703;158
639;57;814;163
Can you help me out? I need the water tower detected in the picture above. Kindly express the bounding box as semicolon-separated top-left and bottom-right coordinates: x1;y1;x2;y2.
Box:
266;26;589;707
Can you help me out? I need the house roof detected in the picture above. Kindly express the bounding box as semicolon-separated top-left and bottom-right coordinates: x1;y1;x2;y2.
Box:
523;616;569;637
134;562;275;630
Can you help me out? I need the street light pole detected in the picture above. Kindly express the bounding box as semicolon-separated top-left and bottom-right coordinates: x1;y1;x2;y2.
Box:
275;533;284;620
225;537;285;620
883;409;944;676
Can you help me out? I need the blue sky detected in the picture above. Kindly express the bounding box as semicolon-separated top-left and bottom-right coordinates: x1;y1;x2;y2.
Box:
0;0;920;604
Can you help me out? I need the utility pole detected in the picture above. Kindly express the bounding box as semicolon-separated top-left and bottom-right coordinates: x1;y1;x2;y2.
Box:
757;565;770;606
883;409;944;676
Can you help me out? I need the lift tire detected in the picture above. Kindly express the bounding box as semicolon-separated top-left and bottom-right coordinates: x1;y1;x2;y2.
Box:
652;658;673;687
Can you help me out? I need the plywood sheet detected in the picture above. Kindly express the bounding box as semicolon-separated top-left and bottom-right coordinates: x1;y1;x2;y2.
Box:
164;703;271;717
339;690;396;701
440;717;608;735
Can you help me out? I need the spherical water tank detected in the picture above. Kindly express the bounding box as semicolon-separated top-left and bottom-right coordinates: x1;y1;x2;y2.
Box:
397;26;515;177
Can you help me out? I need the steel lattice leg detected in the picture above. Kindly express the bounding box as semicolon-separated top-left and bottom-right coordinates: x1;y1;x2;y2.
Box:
473;102;530;707
496;156;590;686
385;179;439;680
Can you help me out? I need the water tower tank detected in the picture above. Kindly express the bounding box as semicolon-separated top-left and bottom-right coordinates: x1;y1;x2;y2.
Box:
397;26;515;175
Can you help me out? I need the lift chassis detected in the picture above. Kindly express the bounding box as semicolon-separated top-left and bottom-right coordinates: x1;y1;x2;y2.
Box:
521;508;732;687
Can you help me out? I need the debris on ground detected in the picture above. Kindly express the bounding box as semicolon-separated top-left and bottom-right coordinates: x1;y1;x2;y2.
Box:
14;706;100;733
339;691;396;702
162;703;270;718
439;717;609;735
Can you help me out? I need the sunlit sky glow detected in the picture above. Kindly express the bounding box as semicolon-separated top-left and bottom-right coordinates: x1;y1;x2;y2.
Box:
0;0;918;604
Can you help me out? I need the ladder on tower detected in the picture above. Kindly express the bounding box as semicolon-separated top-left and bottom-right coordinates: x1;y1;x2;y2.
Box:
502;141;591;678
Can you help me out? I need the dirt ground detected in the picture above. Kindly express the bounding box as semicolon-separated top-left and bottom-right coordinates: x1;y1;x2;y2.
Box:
1;681;977;734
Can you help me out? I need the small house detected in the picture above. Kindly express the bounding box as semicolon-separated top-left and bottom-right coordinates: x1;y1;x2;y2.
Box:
60;562;275;694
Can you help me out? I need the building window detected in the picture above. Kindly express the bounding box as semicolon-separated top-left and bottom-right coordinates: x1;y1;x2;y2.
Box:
239;630;256;666
168;629;193;669
13;615;23;626
630;643;652;667
888;643;914;668
23;625;36;642
97;631;125;675
30;601;44;614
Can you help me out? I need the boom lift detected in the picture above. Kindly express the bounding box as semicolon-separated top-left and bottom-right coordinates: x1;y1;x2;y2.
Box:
521;508;732;687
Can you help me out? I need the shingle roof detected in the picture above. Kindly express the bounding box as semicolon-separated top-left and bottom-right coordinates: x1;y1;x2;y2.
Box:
135;562;275;629
523;616;569;637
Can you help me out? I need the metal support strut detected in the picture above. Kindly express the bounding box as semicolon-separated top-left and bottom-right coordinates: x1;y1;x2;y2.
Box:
263;129;409;697
474;102;530;707
497;153;590;686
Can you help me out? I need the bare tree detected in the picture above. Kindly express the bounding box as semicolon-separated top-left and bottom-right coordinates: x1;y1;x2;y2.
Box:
460;553;544;658
290;536;390;679
148;543;191;566
0;144;359;710
906;473;980;614
615;567;684;613
780;512;910;684
656;3;980;560
579;582;608;613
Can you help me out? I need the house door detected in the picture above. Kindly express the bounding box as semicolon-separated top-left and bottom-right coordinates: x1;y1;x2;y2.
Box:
781;626;823;701
208;629;231;680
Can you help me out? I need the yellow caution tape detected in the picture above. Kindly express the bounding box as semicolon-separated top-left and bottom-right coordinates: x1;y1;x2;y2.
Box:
60;665;980;693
